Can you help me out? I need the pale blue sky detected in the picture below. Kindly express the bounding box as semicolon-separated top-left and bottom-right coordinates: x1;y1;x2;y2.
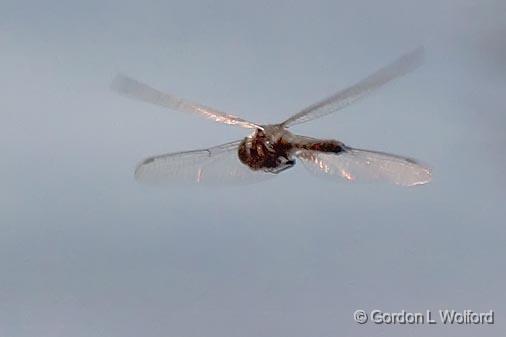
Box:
1;0;505;336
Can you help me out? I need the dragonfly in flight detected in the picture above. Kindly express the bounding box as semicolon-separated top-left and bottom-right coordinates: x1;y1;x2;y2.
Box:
112;47;431;186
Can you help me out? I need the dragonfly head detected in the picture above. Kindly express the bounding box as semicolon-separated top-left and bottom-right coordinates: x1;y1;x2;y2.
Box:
238;130;295;174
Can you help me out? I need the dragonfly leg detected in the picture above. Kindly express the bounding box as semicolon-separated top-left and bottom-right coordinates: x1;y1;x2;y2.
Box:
268;158;295;174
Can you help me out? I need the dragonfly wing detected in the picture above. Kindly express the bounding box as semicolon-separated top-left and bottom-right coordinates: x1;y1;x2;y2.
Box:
296;147;431;186
282;47;424;127
135;140;274;185
112;74;261;129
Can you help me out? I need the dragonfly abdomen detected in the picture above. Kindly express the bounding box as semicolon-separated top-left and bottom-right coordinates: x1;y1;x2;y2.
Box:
294;139;345;154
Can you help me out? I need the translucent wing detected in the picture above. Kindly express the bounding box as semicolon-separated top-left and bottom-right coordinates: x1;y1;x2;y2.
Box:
112;74;261;129
135;140;274;185
281;47;424;127
297;147;431;186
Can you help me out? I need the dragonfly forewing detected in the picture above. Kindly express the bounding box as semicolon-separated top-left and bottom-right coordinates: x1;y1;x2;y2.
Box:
112;74;262;129
281;47;424;127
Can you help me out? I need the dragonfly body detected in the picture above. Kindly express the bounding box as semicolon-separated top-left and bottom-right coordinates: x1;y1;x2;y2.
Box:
238;124;343;173
112;47;431;186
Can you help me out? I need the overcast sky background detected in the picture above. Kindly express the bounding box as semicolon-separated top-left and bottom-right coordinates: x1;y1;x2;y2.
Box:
1;0;505;336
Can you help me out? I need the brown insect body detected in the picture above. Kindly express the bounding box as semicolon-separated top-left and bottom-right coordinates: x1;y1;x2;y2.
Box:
115;48;431;186
238;124;344;173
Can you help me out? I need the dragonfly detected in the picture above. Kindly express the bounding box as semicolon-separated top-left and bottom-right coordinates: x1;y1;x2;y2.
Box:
112;47;431;186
